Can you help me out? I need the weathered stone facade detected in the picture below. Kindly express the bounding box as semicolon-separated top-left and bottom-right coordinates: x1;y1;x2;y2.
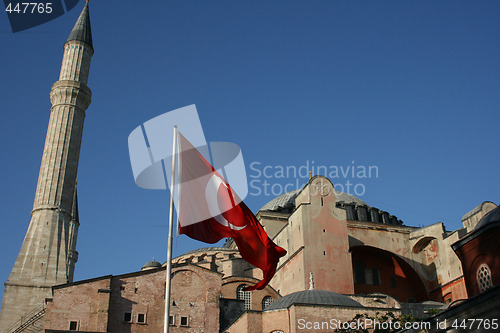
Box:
44;264;221;333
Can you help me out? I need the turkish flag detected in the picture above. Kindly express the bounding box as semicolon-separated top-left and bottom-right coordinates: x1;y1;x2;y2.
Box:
177;131;286;290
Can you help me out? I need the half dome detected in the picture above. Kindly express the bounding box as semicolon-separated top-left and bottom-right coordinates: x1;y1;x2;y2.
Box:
265;289;361;310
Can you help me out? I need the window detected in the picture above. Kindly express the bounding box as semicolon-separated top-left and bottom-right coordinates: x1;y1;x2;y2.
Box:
180;316;189;327
169;315;175;326
69;321;78;331
443;293;452;304
354;260;366;284
237;284;251;310
262;296;274;310
123;312;132;323
390;275;397;288
371;267;380;285
477;264;493;293
391;274;398;288
137;313;146;324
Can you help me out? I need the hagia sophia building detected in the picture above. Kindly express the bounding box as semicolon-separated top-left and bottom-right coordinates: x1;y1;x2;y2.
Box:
1;3;499;333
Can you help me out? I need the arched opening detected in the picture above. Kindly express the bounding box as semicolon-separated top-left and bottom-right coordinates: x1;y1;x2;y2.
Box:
412;236;437;254
351;246;429;302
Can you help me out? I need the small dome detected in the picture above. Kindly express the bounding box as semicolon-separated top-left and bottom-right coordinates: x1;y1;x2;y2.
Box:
142;258;162;271
265;290;362;310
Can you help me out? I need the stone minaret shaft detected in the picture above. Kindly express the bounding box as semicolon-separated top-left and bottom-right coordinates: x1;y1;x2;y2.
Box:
0;3;93;330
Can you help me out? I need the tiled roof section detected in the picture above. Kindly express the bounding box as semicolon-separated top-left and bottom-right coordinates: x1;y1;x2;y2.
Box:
67;2;92;48
265;290;361;310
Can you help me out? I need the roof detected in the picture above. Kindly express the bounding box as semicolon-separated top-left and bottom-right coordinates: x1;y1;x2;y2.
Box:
142;259;162;269
177;247;237;258
474;205;500;230
265;290;362;310
462;201;497;222
67;2;93;48
259;189;367;212
453;205;500;250
259;189;302;212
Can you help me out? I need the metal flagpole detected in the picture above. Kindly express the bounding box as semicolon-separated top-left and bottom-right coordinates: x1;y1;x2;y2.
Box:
164;125;178;333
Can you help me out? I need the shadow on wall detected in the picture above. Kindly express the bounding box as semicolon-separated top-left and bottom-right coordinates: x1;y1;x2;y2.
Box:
350;245;430;303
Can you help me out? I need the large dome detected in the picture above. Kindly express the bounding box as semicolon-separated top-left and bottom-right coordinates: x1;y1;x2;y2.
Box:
258;187;404;226
265;290;361;310
259;189;367;212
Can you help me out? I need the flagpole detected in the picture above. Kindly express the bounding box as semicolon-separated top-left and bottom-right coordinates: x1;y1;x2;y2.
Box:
164;125;178;333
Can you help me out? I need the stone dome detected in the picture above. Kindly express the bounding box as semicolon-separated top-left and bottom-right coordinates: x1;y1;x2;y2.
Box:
259;189;367;213
141;258;162;270
258;184;404;225
265;290;361;310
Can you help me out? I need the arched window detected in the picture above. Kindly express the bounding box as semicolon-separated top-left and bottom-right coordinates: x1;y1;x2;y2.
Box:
262;296;274;310
477;264;493;293
354;260;366;284
236;284;251;310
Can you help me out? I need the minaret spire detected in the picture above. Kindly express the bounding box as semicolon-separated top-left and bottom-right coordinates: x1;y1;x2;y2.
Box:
0;3;94;330
67;1;92;48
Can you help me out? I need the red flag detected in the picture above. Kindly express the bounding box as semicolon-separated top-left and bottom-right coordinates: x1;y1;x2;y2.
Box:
177;131;286;290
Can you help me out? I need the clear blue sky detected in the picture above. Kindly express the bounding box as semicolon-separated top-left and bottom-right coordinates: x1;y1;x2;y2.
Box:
1;0;499;301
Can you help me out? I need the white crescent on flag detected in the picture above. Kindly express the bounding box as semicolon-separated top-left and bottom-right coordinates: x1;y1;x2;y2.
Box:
205;174;247;231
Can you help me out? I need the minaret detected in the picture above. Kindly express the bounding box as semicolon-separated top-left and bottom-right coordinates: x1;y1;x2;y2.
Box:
0;2;93;330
